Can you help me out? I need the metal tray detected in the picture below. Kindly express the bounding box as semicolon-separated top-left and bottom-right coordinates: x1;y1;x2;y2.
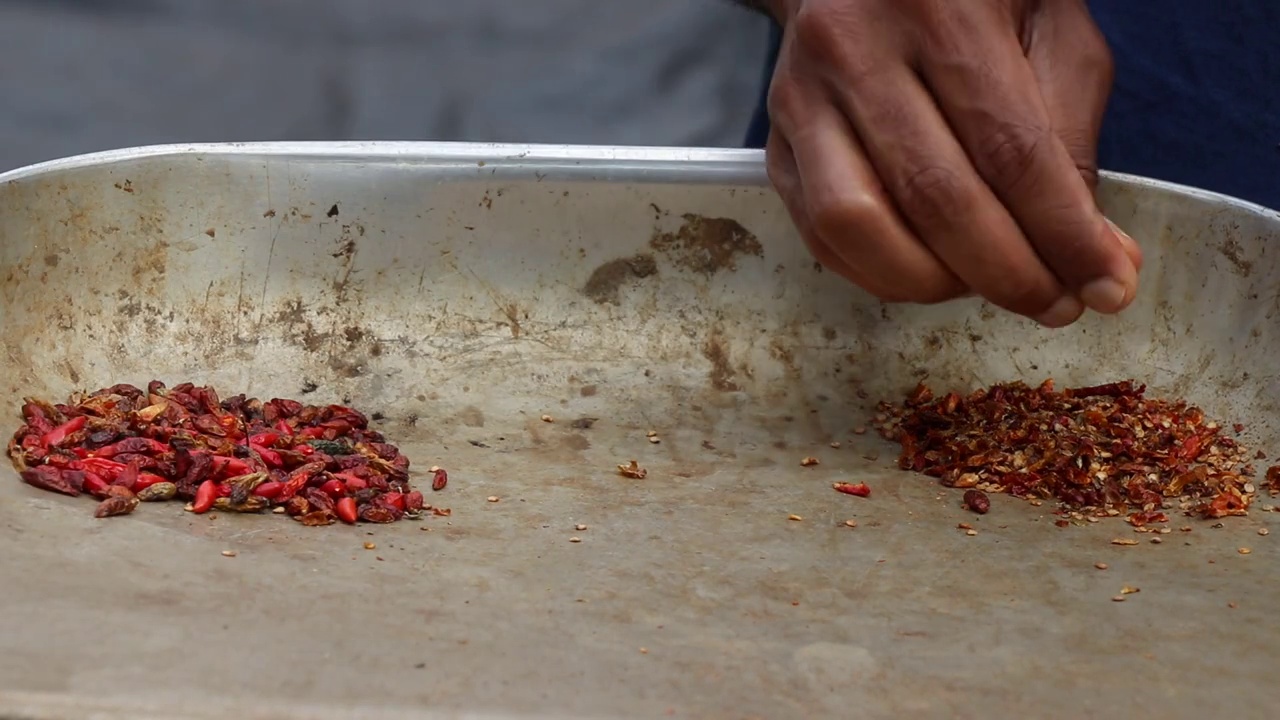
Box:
1;142;1277;720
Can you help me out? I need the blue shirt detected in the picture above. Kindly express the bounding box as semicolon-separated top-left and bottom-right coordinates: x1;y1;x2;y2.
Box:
745;3;1280;211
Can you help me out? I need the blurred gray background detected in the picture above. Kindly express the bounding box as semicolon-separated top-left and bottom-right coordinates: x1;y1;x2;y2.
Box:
0;0;771;171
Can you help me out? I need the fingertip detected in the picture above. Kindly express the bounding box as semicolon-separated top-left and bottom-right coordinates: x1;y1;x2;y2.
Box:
1034;295;1085;329
1106;217;1144;273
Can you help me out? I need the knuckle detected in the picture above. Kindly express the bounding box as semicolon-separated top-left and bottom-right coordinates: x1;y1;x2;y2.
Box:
765;81;804;132
791;3;844;60
988;273;1055;316
974;122;1049;191
808;192;880;242
894;165;969;227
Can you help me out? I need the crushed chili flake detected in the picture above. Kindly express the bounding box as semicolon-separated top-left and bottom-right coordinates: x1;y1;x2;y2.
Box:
874;379;1264;520
8;381;444;526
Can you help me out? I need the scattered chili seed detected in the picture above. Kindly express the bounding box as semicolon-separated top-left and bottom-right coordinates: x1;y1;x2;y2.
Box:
1121;586;1140;594
648;436;661;444
1095;562;1108;570
541;414;554;423
853;427;867;435
1151;537;1163;544
569;536;582;543
1111;538;1140;546
617;461;647;479
1229;602;1239;608
8;382;435;526
965;529;978;536
874;379;1261;521
800;456;819;467
487;496;500;503
788;514;803;522
1111;596;1126;602
1239;547;1252;555
221;550;237;557
575;524;588;531
364;542;376;550
843;519;857;528
830;441;841;449
1259;528;1270;536
957;523;973;530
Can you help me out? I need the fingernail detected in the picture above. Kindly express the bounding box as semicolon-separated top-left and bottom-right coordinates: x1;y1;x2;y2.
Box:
1104;217;1132;242
1080;277;1129;314
1035;295;1085;329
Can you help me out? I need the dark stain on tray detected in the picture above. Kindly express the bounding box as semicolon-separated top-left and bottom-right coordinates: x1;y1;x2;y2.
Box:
651;214;763;276
703;330;739;392
582;253;657;305
1219;237;1252;277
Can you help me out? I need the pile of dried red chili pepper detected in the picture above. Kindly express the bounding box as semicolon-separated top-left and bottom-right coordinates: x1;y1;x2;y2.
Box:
8;381;447;525
874;379;1274;523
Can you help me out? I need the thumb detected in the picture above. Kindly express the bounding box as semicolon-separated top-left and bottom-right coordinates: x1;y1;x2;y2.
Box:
1026;0;1141;269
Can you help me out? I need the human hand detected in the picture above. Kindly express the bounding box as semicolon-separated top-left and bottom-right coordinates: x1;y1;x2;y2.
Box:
762;0;1142;326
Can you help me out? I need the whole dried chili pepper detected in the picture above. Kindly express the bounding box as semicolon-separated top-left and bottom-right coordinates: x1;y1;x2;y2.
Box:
252;481;285;500
318;478;346;500
192;479;218;514
94;495;139;518
20;466;79;497
91;437;169;458
832;482;871;498
335;497;358;524
405;490;424;512
963;490;991;515
41;416;87;448
137;482;177;502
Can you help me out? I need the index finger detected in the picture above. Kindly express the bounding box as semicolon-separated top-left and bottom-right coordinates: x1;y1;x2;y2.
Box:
914;5;1138;314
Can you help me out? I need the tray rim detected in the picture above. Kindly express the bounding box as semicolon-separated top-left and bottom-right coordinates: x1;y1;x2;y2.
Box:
1;141;1275;218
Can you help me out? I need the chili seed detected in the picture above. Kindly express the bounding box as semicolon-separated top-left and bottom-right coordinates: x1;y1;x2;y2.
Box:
575;524;588;531
1259;528;1270;536
1111;539;1139;546
853;426;867;435
569;537;582;543
1239;547;1252;555
1111;596;1126;602
1121;586;1140;594
800;457;819;467
788;514;803;522
487;496;500;503
1095;562;1108;570
965;529;978;536
364;542;376;550
617;461;647;479
843;519;857;528
648;436;660;444
541;415;554;423
221;550;237;557
830;441;841;449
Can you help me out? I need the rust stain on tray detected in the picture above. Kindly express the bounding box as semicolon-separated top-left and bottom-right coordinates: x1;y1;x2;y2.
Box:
582;253;657;305
650;214;762;275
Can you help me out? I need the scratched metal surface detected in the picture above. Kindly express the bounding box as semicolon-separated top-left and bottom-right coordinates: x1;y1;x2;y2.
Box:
0;143;1278;720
